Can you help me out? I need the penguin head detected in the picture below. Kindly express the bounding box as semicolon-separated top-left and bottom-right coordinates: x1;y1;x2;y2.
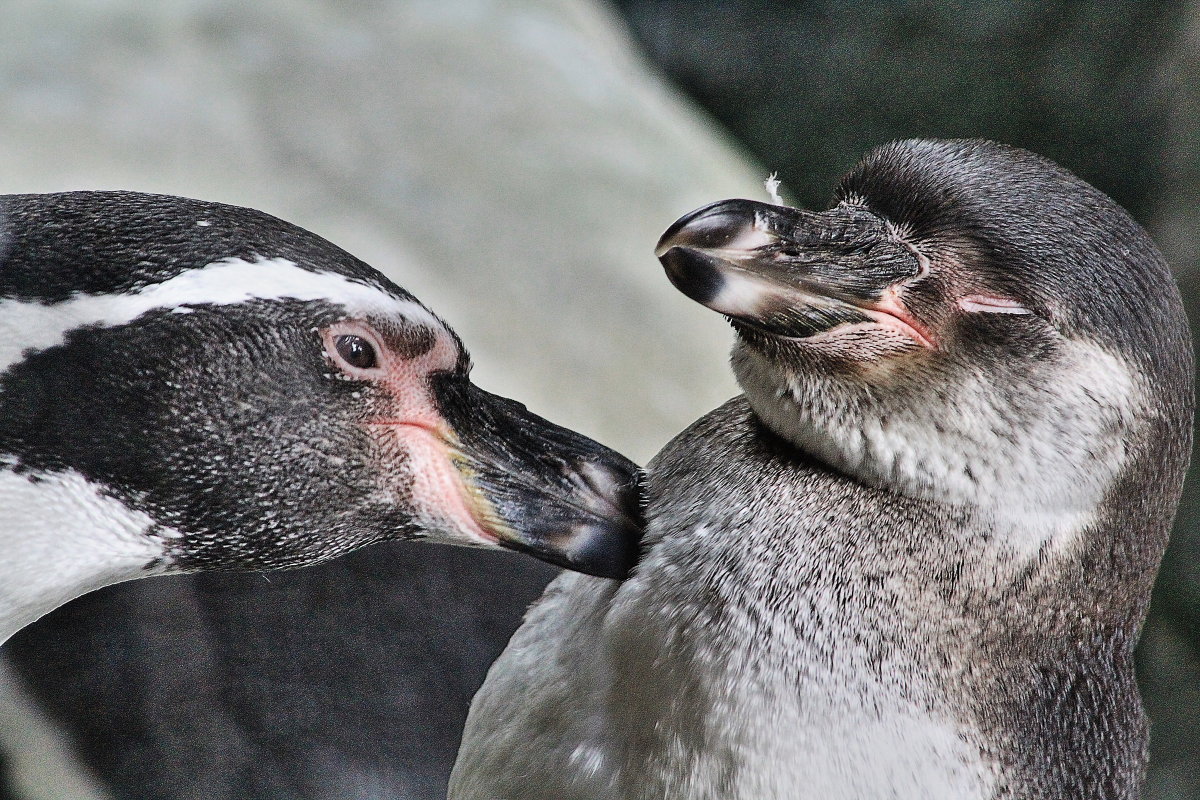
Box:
657;139;1192;550
0;192;641;584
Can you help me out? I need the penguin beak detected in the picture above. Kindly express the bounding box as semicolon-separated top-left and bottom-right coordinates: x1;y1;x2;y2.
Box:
429;374;643;579
655;199;932;346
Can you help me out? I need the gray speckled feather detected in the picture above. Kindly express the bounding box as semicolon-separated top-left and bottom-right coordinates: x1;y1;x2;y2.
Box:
452;139;1193;799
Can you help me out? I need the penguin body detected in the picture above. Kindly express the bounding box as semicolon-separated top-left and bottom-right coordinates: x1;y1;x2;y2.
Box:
451;140;1193;799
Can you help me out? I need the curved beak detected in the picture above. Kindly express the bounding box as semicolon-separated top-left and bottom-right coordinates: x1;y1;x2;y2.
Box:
431;374;643;579
655;199;928;343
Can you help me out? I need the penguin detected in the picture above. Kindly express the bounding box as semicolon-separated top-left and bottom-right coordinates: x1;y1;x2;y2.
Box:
0;190;641;644
450;139;1194;799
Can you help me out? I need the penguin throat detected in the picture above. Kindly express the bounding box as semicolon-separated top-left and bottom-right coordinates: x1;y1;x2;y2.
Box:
732;340;1146;558
0;464;177;644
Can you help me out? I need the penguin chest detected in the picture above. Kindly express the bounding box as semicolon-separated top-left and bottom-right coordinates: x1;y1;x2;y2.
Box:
452;560;1000;800
596;571;1000;800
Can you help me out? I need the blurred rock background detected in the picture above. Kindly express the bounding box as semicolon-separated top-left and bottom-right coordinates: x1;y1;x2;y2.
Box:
0;0;1196;798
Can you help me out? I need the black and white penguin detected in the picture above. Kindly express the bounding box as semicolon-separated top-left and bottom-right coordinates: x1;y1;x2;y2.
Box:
450;139;1193;799
0;190;641;643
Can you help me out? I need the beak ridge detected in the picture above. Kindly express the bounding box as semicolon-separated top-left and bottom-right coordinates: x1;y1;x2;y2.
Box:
655;199;775;258
655;198;920;342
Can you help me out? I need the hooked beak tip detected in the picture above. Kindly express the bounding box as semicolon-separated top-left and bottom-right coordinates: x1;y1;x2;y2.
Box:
655;198;768;257
455;448;644;579
431;375;644;579
556;513;643;579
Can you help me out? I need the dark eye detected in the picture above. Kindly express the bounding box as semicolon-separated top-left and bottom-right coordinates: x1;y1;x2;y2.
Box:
334;334;378;369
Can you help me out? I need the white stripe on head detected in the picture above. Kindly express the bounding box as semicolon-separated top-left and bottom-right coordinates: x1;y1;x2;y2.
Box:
0;257;445;373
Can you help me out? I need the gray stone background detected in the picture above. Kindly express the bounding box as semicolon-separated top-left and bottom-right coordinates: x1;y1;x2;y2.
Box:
1;0;1198;798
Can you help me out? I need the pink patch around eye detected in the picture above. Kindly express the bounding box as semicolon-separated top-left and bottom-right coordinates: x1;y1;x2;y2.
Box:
323;319;496;546
958;294;1030;315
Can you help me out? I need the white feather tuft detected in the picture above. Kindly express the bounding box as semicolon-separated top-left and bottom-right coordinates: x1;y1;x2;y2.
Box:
764;173;784;205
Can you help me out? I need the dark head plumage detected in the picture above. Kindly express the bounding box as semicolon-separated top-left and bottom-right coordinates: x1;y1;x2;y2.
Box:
0;191;642;641
655;139;1192;533
838;139;1188;386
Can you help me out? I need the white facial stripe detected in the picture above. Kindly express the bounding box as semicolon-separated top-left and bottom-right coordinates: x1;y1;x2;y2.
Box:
0;465;178;643
0;257;445;373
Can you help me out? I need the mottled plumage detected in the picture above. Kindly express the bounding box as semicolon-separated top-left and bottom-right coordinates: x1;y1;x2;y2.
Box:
452;140;1193;799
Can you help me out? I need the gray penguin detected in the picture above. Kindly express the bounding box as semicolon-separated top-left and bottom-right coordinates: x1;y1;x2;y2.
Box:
451;139;1193;800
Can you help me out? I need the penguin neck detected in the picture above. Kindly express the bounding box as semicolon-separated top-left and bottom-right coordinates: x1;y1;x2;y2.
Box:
581;401;1005;800
637;396;1119;668
0;465;174;644
732;338;1147;561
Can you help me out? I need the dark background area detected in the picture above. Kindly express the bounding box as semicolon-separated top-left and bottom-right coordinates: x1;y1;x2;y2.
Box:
614;0;1175;216
608;1;1200;796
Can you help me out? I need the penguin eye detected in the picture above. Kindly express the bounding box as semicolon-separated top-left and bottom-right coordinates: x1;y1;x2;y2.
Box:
334;335;378;370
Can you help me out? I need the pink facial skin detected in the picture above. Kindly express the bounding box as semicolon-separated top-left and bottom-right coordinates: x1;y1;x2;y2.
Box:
321;320;499;547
